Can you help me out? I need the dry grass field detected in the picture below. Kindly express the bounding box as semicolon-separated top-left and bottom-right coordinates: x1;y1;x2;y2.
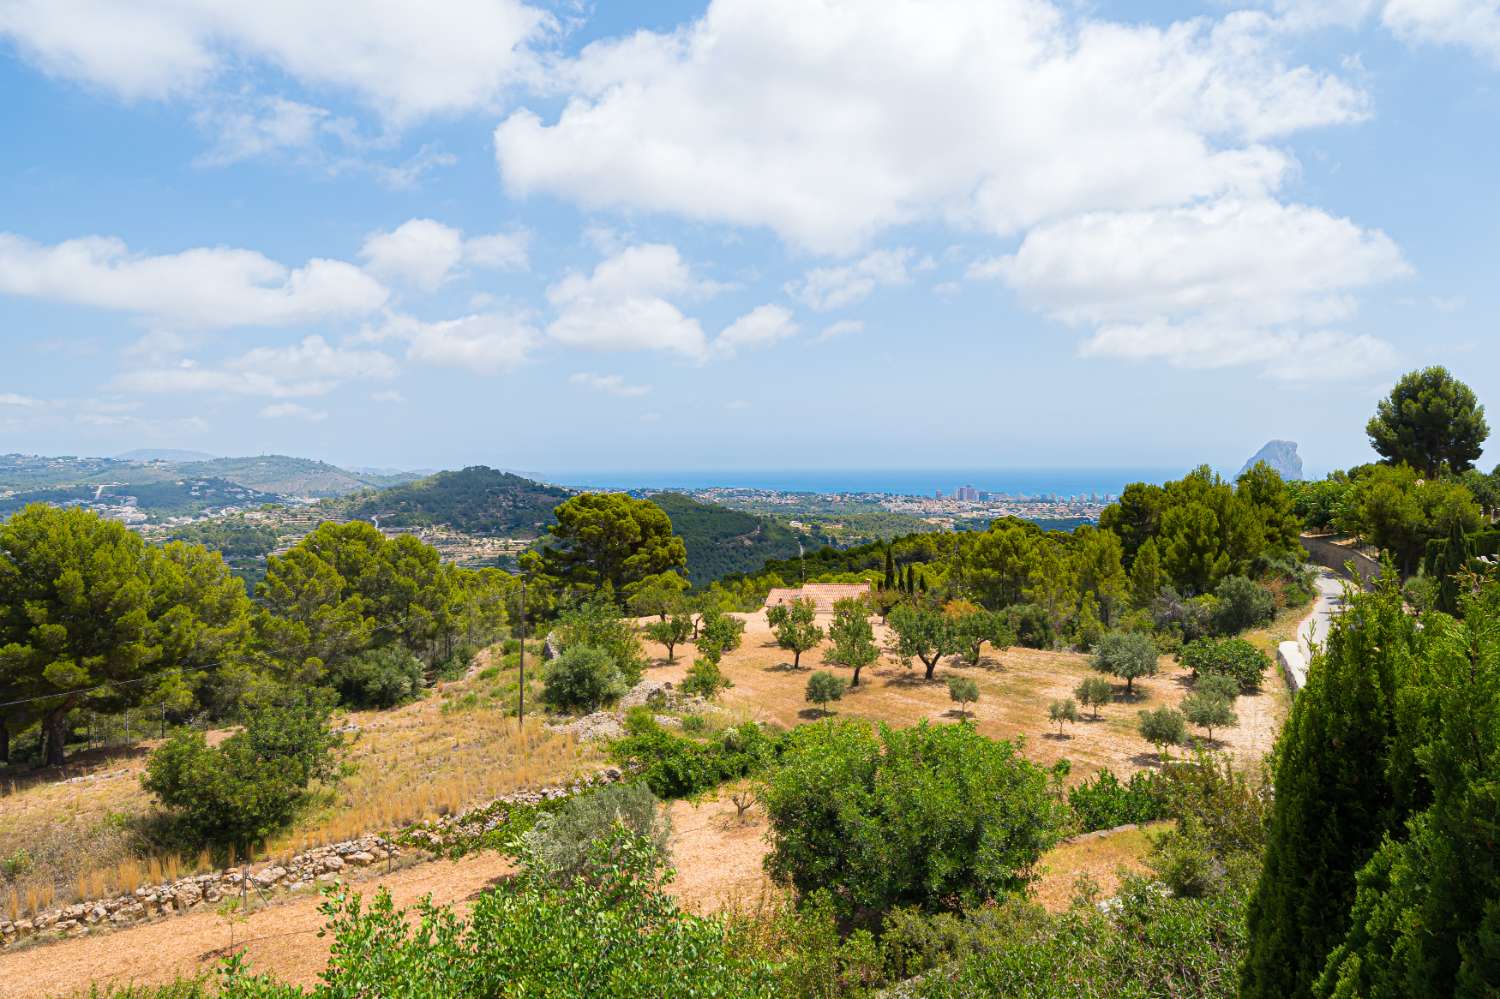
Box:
644;609;1293;782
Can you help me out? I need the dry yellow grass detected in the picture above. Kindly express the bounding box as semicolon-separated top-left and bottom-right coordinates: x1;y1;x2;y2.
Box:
646;610;1295;781
1031;822;1167;913
0;652;599;906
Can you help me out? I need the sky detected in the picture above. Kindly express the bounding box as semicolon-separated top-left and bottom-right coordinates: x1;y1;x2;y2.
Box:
1;0;1498;479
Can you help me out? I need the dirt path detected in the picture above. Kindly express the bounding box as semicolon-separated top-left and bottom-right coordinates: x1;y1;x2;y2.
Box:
0;853;517;999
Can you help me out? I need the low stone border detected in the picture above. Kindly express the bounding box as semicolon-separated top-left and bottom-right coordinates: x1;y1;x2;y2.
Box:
1;767;624;950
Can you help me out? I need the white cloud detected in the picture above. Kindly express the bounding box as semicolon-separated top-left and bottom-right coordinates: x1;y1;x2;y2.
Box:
545;244;712;357
193;96;339;166
371;389;406;404
359;219;530;292
495;0;1366;254
369;312;540;374
715;305;799;356
0;233;387;328
117;335;398;398
0;393;40;407
0;0;553;122
569;372;652;397
1382;0;1500;61
260;402;328;422
992;197;1409;379
788;249;912;311
816;319;865;341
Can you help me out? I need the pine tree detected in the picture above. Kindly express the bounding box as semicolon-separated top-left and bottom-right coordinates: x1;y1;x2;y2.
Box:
1241;579;1421;999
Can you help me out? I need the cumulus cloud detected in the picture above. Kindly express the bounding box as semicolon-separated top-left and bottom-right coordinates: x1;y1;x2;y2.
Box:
0;0;553;122
569;372;652;397
368;311;540;374
0;233;387;328
988;197;1409;379
359;219;529;292
495;0;1366;254
545;244;713;357
715;304;799;356
260;402;328;422
116;335;399;397
816;319;866;341
1272;0;1500;63
788;250;912;311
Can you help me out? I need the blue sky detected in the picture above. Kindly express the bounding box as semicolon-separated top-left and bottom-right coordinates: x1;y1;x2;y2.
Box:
1;0;1498;479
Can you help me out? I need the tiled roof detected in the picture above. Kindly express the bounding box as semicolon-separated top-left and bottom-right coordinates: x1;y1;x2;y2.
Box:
764;582;871;613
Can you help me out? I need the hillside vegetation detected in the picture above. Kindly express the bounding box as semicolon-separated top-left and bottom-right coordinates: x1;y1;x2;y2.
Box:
337;466;573;537
648;492;803;585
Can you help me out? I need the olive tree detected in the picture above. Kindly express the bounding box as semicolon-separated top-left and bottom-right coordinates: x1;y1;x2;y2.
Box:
1092;630;1159;697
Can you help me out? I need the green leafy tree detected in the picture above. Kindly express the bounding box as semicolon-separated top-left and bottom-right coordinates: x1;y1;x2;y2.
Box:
644;614;692;663
1091;630;1159;696
804;670;845;714
1341;463;1482;576
948;606;1014;666
1137;706;1186;762
1048;697;1078;736
888;603;959;681
1242;580;1419;999
519;782;671;887
527;493;688;604
826;597;880;686
624;571;690;621
541;646;626;713
946;675;979;720
1074;675;1114;719
0;505;252;766
556;598;646;687
679;657;733;701
761;719;1066;926
696;607;745;664
1366;365;1488;475
327;645;424;709
1180;637;1270;691
1212;575;1275;634
773;597;824;669
143;689;338;853
1180;690;1237;742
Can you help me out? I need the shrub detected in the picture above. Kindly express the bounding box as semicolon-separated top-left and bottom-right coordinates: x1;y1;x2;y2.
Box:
542;645;626;713
518;782;671;887
143;691;339;852
680;713;707;734
328;645;425;709
1067;769;1171;832
1153;590;1219;642
805;671;846;712
761;719;1066;926
610;718;781;799
697;608;746;663
1047;698;1078;735
1138;706;1187;760
1180;637;1270;692
1074;675;1114;719
1092;631;1159;696
557;598;647;686
1212;576;1275;635
431;646;475;682
1180;691;1237;742
946;675;979;718
1005;604;1055;649
679;657;733;701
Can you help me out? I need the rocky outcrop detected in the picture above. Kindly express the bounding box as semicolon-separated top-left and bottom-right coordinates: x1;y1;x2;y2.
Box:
1238;440;1303;481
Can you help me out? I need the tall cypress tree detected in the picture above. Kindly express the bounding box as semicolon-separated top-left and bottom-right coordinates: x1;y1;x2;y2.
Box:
1436;516;1471;615
1242;578;1422;999
883;548;896;592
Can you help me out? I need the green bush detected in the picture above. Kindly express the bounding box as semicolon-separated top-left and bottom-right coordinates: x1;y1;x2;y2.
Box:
214;827;776;998
680;713;707;734
761;719;1066;926
556;598;647;687
1005;603;1055;649
679;657;733;700
432;645;476;682
518;782;671;887
1067;769;1171;832
1180;637;1270;691
610;718;781;799
142;691;339;852
1212;576;1275;635
805;670;845;711
328;645;425;709
541;645;626;713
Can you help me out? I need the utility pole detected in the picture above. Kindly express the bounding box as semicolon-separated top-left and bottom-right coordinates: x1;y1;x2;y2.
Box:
517;573;526;727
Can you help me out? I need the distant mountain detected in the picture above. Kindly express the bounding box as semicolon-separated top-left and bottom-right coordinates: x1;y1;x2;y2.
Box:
648;492;805;586
114;448;219;463
173;456;418;498
1239;440;1303;481
0;476;283;522
339;466;572;537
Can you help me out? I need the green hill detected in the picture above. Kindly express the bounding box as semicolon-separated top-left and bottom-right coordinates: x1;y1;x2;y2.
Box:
174;456;417;498
648;492;804;586
339;466;572;537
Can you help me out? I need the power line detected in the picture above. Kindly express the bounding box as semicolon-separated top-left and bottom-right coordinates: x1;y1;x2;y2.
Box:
0;659;232;710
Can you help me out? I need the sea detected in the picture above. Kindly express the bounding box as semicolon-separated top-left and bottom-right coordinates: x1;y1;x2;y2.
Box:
538;467;1192;500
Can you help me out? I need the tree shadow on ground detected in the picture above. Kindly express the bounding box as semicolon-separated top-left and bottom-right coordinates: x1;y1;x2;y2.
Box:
882;671;938;688
1042;731;1074;741
763;660;804;673
798;707;835;720
1128;752;1166;769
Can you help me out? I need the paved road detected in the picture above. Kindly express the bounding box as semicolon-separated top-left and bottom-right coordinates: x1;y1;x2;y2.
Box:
1280;568;1347;692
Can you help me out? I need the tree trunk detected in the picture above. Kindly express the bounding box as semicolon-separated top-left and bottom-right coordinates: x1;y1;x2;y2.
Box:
924;657;937;681
852;667;861;687
43;710;67;767
793;649;802;669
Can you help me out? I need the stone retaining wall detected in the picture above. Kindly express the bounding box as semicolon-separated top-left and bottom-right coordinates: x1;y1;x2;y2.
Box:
0;767;624;950
1300;534;1381;588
